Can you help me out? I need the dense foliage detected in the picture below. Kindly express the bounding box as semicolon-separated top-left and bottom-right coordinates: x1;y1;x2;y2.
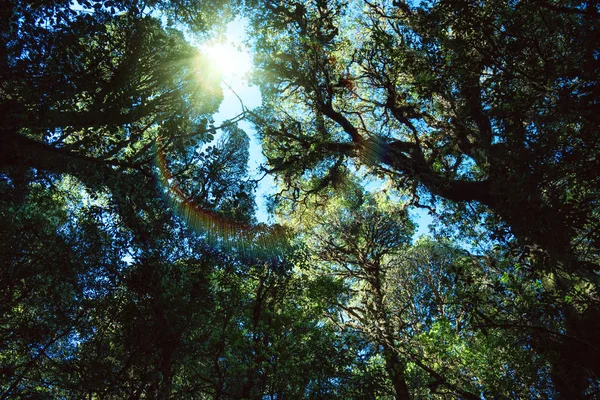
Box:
1;0;599;399
248;0;600;397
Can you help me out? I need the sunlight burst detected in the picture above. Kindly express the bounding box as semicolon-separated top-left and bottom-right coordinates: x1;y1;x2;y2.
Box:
200;40;253;79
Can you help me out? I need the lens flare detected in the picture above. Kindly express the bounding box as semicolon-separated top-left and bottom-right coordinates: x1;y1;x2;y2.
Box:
154;138;291;260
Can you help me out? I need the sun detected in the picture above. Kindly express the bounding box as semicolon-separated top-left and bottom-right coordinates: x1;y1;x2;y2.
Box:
200;40;253;79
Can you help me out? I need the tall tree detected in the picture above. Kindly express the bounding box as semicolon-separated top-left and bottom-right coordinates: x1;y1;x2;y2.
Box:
246;0;600;395
300;187;416;400
294;183;560;398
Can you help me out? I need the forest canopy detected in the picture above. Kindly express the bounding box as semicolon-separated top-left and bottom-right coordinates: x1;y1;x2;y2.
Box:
1;0;599;399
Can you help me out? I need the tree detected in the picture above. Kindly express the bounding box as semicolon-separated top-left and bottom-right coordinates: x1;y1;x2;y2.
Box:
293;183;560;398
246;0;600;395
299;186;416;400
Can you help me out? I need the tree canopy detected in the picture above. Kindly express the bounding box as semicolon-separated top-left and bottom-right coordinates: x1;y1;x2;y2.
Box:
1;0;599;398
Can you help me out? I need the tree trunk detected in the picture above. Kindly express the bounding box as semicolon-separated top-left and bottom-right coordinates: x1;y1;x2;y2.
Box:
382;346;411;400
367;262;412;400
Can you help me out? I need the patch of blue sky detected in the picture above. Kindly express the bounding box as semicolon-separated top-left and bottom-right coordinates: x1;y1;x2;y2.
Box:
195;18;275;223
